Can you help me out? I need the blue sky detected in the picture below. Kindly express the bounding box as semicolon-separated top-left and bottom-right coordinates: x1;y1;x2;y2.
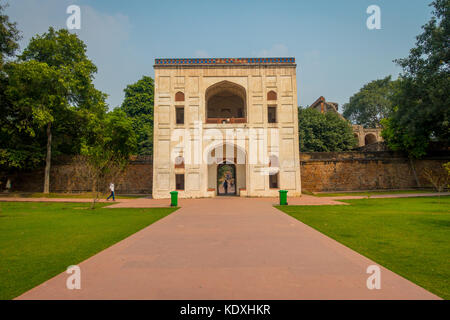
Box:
6;0;432;109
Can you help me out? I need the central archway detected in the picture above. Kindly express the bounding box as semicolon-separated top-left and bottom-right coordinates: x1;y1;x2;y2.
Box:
205;81;247;123
217;162;237;196
206;142;246;196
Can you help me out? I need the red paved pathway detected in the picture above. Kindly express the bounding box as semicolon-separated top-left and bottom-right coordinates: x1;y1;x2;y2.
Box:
16;196;439;300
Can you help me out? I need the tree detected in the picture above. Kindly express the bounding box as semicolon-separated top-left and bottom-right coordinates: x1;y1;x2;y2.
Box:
18;27;107;193
0;2;20;69
0;3;31;178
120;76;154;155
81;108;136;207
2;61;68;175
298;108;358;152
444;162;450;177
421;163;449;202
342;76;397;128
382;0;450;158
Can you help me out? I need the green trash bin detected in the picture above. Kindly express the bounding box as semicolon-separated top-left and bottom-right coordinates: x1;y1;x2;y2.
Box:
279;190;288;205
170;191;178;207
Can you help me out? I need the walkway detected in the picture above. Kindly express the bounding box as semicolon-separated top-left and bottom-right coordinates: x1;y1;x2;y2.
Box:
2;192;448;208
16;196;439;299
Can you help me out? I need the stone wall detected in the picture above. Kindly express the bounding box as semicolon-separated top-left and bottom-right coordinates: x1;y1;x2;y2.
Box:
6;152;449;194
11;156;153;194
300;151;449;192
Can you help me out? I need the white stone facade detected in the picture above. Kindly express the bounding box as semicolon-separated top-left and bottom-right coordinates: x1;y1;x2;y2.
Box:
152;58;302;198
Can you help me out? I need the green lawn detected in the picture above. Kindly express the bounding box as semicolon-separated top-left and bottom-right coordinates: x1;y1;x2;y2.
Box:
314;189;435;197
0;202;177;300
276;196;450;299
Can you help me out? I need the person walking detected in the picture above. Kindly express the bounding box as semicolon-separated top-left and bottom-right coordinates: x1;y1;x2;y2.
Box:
106;182;115;201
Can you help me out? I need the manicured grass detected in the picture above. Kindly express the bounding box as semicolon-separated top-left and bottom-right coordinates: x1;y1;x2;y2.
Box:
0;202;177;300
276;196;450;299
314;189;435;197
0;192;143;199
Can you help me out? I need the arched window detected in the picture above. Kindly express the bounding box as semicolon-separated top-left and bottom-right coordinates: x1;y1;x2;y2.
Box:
175;91;185;102
267;90;277;101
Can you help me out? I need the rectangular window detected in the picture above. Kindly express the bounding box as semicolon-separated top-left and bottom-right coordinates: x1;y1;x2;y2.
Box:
176;174;185;190
269;173;279;189
176;107;184;125
268;106;277;123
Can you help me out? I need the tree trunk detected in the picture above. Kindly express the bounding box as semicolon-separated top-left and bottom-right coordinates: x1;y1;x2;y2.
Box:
409;157;420;188
43;122;52;194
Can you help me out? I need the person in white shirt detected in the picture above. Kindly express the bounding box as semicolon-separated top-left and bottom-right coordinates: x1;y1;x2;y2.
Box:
106;182;115;201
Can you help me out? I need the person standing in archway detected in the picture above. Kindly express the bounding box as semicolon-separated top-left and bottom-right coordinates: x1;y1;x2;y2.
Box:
223;179;228;195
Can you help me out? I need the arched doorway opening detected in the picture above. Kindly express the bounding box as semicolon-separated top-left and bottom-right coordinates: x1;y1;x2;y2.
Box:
205;81;246;123
207;143;246;196
217;162;236;196
365;133;377;145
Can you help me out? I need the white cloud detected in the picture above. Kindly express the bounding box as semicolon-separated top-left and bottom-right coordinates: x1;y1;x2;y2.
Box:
254;44;289;57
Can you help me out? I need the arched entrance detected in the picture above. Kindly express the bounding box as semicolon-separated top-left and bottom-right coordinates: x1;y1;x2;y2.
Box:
207;143;246;196
365;133;377;145
217;162;237;196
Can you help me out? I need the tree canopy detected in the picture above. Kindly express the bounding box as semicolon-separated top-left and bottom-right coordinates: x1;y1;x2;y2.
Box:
382;0;450;158
120;76;154;155
298;108;358;152
5;27;109;192
342;76;397;128
0;20;136;194
0;2;20;69
20;27;106;114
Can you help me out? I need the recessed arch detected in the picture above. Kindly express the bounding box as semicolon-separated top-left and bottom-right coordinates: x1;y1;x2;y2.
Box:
175;91;185;102
205;81;246;123
365;133;377;145
269;154;280;168
174;155;185;168
268;154;280;188
267;90;277;101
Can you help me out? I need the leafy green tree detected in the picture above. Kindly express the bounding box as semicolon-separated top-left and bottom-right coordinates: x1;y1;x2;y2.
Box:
342;76;397;128
16;27;107;193
382;0;450;158
2;61;68;174
298;108;358;152
81;108;136;207
0;3;25;176
120;76;154;155
0;2;20;69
